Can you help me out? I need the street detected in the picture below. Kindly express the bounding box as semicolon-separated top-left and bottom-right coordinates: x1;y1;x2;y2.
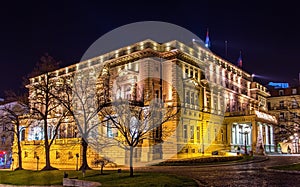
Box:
137;155;300;187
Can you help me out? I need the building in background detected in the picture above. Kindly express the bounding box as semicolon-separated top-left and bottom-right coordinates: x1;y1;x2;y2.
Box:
267;86;300;153
0;102;17;169
13;38;276;170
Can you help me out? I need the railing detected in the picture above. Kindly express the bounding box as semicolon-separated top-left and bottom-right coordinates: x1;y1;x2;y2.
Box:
22;138;81;145
225;110;255;117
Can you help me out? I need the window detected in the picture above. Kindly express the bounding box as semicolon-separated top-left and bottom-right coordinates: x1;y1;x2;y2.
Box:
292;89;297;95
21;129;26;141
197;126;200;143
292;100;298;108
183;125;187;140
279;90;284;96
190;126;194;142
190;68;194;78
279;112;284;119
107;121;114;138
191;92;194;105
185;66;189;77
221;129;224;142
185;91;190;104
279;101;284;109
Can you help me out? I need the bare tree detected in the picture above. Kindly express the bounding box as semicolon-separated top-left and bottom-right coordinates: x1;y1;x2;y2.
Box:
56;66;108;170
0;91;30;170
101;99;180;177
26;54;69;170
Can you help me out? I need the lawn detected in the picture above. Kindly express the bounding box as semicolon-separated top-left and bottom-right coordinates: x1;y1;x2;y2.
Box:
0;169;197;187
270;163;300;171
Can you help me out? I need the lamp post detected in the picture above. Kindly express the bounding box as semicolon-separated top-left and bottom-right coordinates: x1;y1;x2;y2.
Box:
239;126;250;155
36;156;39;171
76;153;79;171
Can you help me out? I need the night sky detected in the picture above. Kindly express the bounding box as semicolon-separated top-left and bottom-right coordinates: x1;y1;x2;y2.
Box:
0;1;299;97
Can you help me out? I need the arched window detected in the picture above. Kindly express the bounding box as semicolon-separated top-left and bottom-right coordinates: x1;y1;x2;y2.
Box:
20;128;26;141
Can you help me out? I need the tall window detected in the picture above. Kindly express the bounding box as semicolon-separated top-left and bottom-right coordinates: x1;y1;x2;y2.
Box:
221;129;224;142
191;92;194;105
183;125;187;140
21;128;26;141
186;91;190;104
197;126;200;143
190;125;194;143
107;121;113;138
279;101;284;109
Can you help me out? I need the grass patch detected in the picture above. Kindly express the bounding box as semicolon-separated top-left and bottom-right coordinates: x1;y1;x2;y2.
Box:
0;169;197;187
153;156;244;166
270;163;300;171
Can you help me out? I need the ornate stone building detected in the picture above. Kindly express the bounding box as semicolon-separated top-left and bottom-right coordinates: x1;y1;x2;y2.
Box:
12;39;276;169
267;86;300;153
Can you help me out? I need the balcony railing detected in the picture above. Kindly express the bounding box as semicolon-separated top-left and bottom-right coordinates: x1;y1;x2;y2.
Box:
225;110;255;117
22;138;81;145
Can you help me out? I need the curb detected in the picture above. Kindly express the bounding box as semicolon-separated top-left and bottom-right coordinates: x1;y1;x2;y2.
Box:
264;162;300;174
264;167;300;174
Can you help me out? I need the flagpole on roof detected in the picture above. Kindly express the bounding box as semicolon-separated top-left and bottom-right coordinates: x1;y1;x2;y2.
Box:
205;28;211;48
237;50;243;68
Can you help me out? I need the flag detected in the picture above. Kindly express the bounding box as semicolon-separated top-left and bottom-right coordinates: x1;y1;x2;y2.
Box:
237;51;242;68
205;28;211;48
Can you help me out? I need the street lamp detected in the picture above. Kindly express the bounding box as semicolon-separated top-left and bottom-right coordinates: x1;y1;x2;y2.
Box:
239;126;251;155
76;153;79;171
36;156;39;171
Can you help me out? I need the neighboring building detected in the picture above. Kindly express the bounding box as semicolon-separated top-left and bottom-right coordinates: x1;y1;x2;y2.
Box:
13;39;276;170
0;102;18;168
267;86;300;153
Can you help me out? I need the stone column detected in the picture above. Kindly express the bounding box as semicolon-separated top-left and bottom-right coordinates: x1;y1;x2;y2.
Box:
251;120;257;152
269;125;274;152
236;125;240;145
203;88;207;111
265;125;269;152
231;123;235;145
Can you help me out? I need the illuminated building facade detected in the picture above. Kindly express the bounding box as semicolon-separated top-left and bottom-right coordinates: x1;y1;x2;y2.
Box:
267;86;300;153
13;39;276;169
0;102;17;169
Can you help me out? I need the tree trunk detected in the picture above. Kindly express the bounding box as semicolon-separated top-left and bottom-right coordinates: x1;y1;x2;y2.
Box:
129;146;134;177
44;144;51;169
17;134;23;170
79;138;91;170
100;164;104;175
